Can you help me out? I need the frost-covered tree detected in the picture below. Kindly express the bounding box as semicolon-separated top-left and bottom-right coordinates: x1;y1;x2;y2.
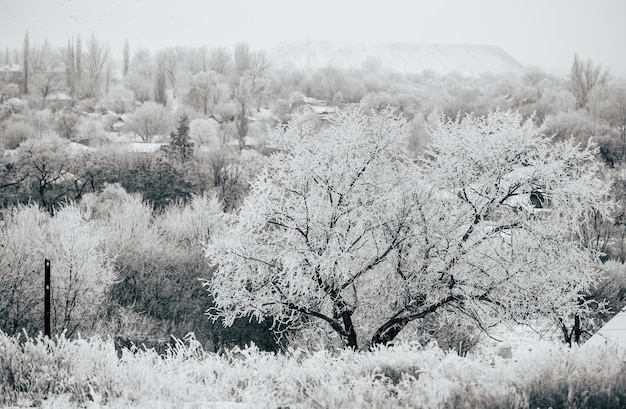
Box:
205;109;611;349
0;203;116;336
413;111;611;345
31;67;63;108
123;38;130;76
162;114;193;162
103;84;135;116
127;101;171;142
360;91;394;112
154;54;167;106
189;118;220;149
568;54;611;109
0;205;47;335
27;40;63;108
207;46;231;75
22;31;29;94
83;34;111;98
234;75;253;145
234;42;250;75
185;70;220;115
17;137;78;212
48;203;116;336
605;86;626;141
125;48;154;103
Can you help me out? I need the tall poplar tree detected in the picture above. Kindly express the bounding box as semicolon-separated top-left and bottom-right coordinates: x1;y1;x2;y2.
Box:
123;38;130;76
22;31;29;94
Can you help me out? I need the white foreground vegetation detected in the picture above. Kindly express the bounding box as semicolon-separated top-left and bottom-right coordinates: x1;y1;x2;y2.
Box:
1;332;625;408
205;109;612;349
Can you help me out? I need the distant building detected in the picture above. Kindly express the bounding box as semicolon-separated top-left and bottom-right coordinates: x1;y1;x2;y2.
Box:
125;142;168;153
250;107;280;124
306;104;337;120
302;96;329;106
68;142;96;153
108;113;131;133
47;91;73;109
224;136;258;150
0;64;23;85
289;93;338;121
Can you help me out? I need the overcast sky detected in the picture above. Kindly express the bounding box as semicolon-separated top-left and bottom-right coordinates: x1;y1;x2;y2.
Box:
1;0;625;76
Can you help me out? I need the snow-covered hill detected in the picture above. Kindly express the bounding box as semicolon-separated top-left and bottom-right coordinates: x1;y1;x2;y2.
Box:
269;41;524;77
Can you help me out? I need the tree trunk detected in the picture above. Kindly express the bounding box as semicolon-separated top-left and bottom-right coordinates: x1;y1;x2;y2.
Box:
559;315;581;347
371;320;409;347
341;310;358;349
370;296;456;348
573;314;581;345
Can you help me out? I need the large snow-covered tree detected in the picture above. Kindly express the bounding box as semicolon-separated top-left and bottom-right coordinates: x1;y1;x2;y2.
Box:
409;111;612;345
205;109;612;349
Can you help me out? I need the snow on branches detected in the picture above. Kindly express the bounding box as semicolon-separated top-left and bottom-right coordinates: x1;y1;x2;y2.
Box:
205;109;612;349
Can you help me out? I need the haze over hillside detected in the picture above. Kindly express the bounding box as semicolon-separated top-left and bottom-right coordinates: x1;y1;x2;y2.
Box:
270;41;525;77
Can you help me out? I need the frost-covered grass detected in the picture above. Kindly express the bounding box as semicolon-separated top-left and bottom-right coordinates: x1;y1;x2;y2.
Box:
1;331;625;409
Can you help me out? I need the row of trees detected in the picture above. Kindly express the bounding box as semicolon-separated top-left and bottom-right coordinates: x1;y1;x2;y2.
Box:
0;127;264;213
14;32;113;106
2;35;280;148
3;34;626;163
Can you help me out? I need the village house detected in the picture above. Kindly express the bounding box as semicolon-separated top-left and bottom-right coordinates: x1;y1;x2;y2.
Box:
0;64;23;85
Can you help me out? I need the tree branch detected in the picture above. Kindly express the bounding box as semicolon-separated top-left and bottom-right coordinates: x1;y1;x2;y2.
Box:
282;301;348;339
371;294;456;346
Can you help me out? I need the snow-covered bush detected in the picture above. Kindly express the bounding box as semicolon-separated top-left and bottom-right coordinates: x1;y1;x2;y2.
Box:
0;203;116;337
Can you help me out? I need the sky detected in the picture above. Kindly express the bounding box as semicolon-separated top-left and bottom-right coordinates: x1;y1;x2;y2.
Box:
1;0;625;76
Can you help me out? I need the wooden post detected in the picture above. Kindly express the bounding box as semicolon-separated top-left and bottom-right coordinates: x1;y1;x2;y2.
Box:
44;259;50;338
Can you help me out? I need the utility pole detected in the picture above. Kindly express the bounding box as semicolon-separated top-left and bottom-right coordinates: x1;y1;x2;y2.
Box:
44;259;51;338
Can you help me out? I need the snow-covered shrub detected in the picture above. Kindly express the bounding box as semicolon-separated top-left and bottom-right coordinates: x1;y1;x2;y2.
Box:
155;192;226;245
2;333;626;408
0;203;115;337
1;120;36;149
